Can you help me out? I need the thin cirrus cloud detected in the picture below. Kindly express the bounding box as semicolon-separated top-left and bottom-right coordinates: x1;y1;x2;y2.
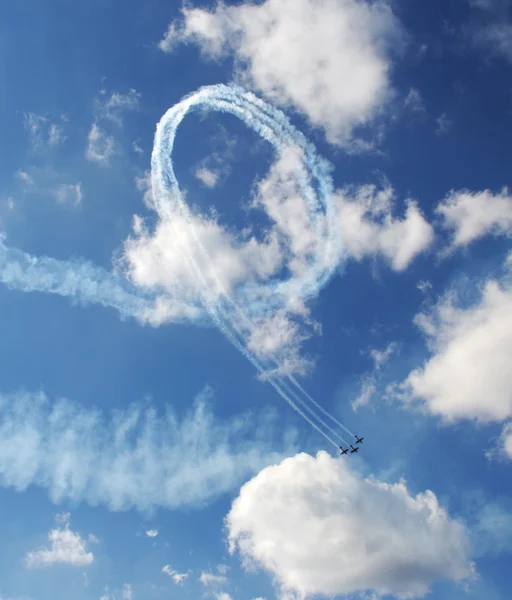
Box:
226;451;474;600
0;387;296;512
159;0;404;150
162;565;189;585
85;88;141;165
23;112;66;150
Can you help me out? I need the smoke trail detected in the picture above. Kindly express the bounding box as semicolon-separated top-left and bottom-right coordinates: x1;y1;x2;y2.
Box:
0;84;353;447
149;84;347;446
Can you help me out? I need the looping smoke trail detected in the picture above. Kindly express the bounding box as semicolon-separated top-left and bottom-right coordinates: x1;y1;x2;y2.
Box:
149;84;350;448
0;85;357;449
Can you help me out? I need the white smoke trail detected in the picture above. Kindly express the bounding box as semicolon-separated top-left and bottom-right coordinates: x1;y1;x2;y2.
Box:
0;84;355;447
149;84;348;447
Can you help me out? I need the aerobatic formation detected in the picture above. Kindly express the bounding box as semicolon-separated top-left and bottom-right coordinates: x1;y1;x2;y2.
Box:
0;84;363;453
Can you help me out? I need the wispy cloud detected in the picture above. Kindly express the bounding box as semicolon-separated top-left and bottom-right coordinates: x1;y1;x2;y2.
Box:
466;0;512;62
85;123;115;165
435;113;452;136
52;182;83;205
96;89;141;126
199;571;228;587
23;112;66;150
162;565;189;584
404;88;425;113
0;387;296;512
352;343;399;410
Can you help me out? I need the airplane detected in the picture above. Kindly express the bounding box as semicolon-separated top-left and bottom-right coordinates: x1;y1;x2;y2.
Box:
350;445;359;454
355;436;364;444
338;446;349;455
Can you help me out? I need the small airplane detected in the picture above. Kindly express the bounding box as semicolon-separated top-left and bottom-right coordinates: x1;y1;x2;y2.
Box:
350;444;359;454
355;435;364;444
338;446;349;455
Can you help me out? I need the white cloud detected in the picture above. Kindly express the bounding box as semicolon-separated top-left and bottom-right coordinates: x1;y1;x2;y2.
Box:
98;89;141;125
52;183;83;205
216;564;229;575
25;521;94;568
199;572;228;587
417;280;432;293
195;166;219;189
145;529;158;538
435;113;452;136
404;88;425;113
215;594;232;600
437;187;512;249
353;342;398;410
335;185;434;271
162;565;189;585
15;170;34;187
122;584;133;600
0;388;295;512
86;124;115;165
226;452;474;600
24;113;66;149
55;512;71;525
394;265;512;424
160;0;404;148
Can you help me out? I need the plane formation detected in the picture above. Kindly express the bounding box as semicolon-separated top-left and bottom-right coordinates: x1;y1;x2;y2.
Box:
338;435;364;456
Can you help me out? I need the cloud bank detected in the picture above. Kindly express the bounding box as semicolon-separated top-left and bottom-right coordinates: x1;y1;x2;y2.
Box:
0;388;295;512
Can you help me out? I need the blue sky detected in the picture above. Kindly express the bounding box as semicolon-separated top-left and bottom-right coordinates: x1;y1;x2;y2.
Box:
0;1;512;599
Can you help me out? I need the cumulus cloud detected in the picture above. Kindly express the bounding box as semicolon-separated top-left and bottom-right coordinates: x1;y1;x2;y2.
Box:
437;187;512;249
335;185;434;271
226;452;474;600
393;264;512;424
162;565;189;585
23;112;66;149
0;387;295;512
160;0;404;148
25;517;94;568
86;124;115;165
